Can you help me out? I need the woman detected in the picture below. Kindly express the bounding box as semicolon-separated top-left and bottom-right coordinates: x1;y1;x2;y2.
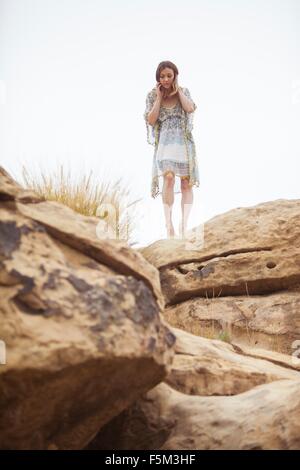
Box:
144;60;200;239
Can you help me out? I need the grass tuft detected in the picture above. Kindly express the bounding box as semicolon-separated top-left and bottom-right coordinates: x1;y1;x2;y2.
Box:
21;164;143;247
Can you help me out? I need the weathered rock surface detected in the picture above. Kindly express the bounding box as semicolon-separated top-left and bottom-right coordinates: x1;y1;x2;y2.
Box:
93;379;300;450
86;327;300;450
139;200;300;353
165;327;300;396
163;289;300;354
0;167;175;450
2;166;300;450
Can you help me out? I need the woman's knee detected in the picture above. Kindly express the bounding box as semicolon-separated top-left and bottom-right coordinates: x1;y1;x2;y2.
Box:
180;176;191;191
164;171;175;185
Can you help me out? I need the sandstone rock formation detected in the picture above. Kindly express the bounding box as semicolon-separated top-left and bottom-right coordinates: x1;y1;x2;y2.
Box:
1;165;300;450
93;379;300;450
165;327;300;396
139;199;300;354
0;167;175;450
86;327;300;450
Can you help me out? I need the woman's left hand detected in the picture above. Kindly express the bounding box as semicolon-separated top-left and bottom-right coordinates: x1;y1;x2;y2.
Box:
169;80;180;97
173;81;179;95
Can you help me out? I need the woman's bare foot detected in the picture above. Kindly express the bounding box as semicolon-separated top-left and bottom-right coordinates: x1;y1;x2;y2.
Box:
166;223;176;239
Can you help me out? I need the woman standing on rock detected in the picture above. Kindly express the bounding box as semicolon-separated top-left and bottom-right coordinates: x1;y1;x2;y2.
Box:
144;60;200;239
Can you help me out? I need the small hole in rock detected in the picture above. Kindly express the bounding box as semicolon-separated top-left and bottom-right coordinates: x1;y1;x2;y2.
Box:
177;266;189;274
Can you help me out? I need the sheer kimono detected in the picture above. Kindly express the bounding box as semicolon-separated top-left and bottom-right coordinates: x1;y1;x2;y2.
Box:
143;86;200;199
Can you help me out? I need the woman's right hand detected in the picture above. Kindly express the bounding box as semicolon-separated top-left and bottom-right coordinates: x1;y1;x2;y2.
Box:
155;82;164;102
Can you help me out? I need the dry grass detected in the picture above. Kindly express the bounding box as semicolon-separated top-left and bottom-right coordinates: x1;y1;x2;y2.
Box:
21;165;143;247
166;281;288;352
204;287;232;343
197;281;286;353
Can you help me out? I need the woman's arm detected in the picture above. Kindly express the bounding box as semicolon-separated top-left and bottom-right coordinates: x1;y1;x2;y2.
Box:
147;95;162;126
178;87;196;113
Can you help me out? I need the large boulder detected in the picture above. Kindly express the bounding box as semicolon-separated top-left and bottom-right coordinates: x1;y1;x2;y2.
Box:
0;167;175;450
94;379;300;450
86;327;300;450
139;199;300;353
165;327;300;396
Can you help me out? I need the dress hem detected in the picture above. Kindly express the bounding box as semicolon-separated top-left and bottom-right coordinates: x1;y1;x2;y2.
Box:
151;179;200;199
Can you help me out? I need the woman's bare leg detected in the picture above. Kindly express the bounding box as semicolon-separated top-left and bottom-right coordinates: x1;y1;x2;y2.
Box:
162;171;175;238
180;177;193;238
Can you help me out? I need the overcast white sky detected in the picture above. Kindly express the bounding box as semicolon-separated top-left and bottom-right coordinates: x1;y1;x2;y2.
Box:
0;0;299;247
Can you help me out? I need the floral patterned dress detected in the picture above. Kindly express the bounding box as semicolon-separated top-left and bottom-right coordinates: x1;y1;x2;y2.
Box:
144;86;200;199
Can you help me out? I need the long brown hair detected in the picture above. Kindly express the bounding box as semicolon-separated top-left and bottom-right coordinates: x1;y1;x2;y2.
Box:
155;61;179;97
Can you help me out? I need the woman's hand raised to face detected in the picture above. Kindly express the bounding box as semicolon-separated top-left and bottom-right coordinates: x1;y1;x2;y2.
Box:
168;78;180;98
155;82;164;101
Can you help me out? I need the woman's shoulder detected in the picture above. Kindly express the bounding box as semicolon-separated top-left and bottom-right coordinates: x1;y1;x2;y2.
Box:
147;87;157;99
181;86;190;94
